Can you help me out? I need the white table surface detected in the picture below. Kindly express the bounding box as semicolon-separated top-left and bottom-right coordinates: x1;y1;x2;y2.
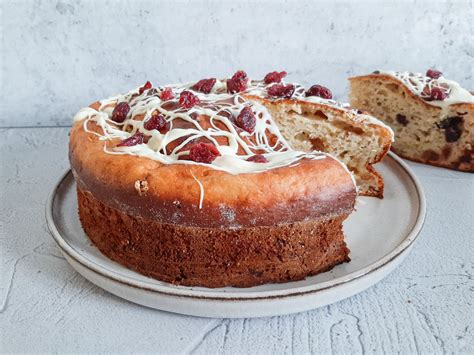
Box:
1;126;473;353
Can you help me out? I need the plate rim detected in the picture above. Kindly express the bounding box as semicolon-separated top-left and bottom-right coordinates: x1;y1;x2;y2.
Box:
46;152;426;301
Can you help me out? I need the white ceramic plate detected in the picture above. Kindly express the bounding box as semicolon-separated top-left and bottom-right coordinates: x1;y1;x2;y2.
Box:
46;152;425;318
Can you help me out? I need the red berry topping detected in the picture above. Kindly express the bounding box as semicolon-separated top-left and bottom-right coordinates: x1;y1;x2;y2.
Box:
426;69;442;79
111;102;130;123
139;81;152;94
191;78;216;94
189;143;220;163
160;87;174;101
227;70;248;94
117;132;144;147
267;84;295;98
264;71;287;84
144;113;169;133
247;154;268;163
305;85;333;99
236;106;256;133
427;87;448;101
179;90;200;109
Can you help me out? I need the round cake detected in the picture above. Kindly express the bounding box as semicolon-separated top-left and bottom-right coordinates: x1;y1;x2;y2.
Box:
70;71;383;288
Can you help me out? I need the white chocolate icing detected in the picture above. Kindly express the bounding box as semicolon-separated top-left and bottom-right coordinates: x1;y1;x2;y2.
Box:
378;70;474;109
246;80;395;138
72;74;381;180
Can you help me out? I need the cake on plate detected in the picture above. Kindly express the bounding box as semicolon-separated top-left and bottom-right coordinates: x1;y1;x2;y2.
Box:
349;69;474;172
70;70;392;288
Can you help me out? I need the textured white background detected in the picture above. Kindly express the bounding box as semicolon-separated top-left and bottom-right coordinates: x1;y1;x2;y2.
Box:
1;0;474;353
1;0;473;127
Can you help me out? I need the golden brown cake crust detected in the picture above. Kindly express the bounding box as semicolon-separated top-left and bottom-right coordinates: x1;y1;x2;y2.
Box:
70;119;356;228
78;187;350;288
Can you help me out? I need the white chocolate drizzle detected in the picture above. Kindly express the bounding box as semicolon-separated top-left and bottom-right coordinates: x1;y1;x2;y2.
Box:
246;80;395;137
72;74;381;177
190;171;205;209
378;70;474;109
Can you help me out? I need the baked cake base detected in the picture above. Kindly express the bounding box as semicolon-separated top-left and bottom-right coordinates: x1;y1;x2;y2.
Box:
78;188;351;288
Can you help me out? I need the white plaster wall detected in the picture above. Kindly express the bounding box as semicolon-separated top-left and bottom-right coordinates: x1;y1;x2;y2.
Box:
1;0;472;127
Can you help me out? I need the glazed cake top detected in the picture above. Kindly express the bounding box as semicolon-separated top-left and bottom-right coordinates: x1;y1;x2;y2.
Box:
374;69;474;108
73;70;386;175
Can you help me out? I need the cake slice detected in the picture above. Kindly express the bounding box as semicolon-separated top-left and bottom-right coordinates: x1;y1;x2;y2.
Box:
349;70;474;172
247;85;393;198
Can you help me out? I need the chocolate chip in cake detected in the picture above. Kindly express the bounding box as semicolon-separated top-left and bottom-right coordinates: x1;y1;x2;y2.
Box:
438;116;463;143
396;114;409;126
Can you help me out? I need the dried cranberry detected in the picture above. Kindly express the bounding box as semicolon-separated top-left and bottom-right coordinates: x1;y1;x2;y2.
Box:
144;113;169;133
236;106;256;133
426;69;442;79
117;132;144;147
267;84;295;98
160;87;174;101
426;87;448;101
305;85;333;99
263;71;287;84
179;90;200;109
247;154;268;163
191;78;216;94
189;143;220;163
139;81;152;94
227;70;248;93
396;114;409;126
438;116;463;142
111;102;130;123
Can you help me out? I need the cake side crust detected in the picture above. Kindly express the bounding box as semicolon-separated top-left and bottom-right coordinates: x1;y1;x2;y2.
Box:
78;187;351;288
